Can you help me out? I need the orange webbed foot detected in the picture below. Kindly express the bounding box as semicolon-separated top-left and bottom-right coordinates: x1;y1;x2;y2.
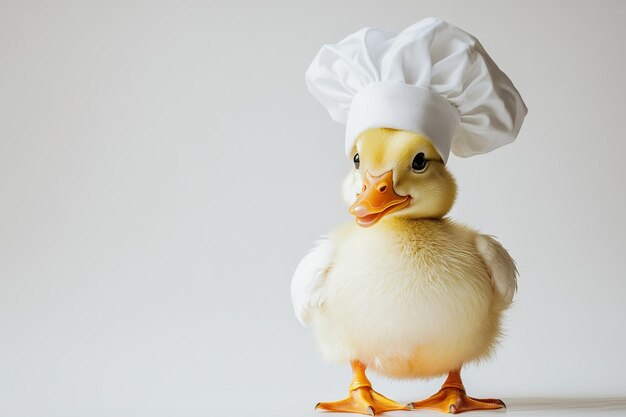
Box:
409;386;505;414
317;386;410;416
409;370;505;414
317;360;410;415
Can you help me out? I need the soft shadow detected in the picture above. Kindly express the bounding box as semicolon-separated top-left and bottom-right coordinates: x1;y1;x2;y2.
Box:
504;397;626;411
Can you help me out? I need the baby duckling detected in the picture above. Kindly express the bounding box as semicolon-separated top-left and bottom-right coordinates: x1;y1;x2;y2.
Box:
292;128;517;415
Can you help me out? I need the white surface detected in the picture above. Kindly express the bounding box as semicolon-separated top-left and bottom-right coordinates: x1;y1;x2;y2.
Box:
1;1;626;416
502;398;626;416
278;398;626;417
218;398;626;417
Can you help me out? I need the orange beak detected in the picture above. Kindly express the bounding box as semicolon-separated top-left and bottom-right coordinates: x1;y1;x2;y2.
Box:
349;171;411;227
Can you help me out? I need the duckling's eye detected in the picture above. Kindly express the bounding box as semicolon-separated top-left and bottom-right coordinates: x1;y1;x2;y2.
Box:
353;153;360;169
411;152;428;172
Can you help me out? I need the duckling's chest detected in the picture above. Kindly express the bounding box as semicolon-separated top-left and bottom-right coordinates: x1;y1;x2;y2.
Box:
323;220;492;315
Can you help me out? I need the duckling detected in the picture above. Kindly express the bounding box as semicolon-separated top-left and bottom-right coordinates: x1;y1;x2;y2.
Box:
291;128;517;415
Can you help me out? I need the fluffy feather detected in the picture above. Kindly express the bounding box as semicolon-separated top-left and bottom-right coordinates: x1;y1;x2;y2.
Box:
475;234;518;304
291;238;334;326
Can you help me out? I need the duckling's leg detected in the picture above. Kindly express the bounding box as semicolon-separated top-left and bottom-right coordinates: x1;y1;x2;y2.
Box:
408;369;505;414
316;360;409;416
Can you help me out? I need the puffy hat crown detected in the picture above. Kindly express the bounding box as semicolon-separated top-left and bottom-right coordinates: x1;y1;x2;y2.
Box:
305;18;527;163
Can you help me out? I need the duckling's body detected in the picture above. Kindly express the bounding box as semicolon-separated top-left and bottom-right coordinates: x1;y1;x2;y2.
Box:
291;129;517;415
312;218;507;379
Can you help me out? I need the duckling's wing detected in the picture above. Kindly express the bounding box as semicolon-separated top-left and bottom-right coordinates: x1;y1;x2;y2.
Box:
291;238;334;326
476;234;518;304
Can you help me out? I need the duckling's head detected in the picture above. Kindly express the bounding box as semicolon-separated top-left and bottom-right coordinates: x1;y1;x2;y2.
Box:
343;128;457;227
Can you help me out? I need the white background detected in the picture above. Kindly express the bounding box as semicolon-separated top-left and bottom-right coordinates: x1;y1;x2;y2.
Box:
1;1;625;416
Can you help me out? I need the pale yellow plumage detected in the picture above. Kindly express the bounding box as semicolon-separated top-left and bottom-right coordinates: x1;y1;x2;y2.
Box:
291;128;517;414
312;217;509;379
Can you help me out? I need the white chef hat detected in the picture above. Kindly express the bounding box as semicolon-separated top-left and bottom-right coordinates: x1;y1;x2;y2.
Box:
305;17;527;163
